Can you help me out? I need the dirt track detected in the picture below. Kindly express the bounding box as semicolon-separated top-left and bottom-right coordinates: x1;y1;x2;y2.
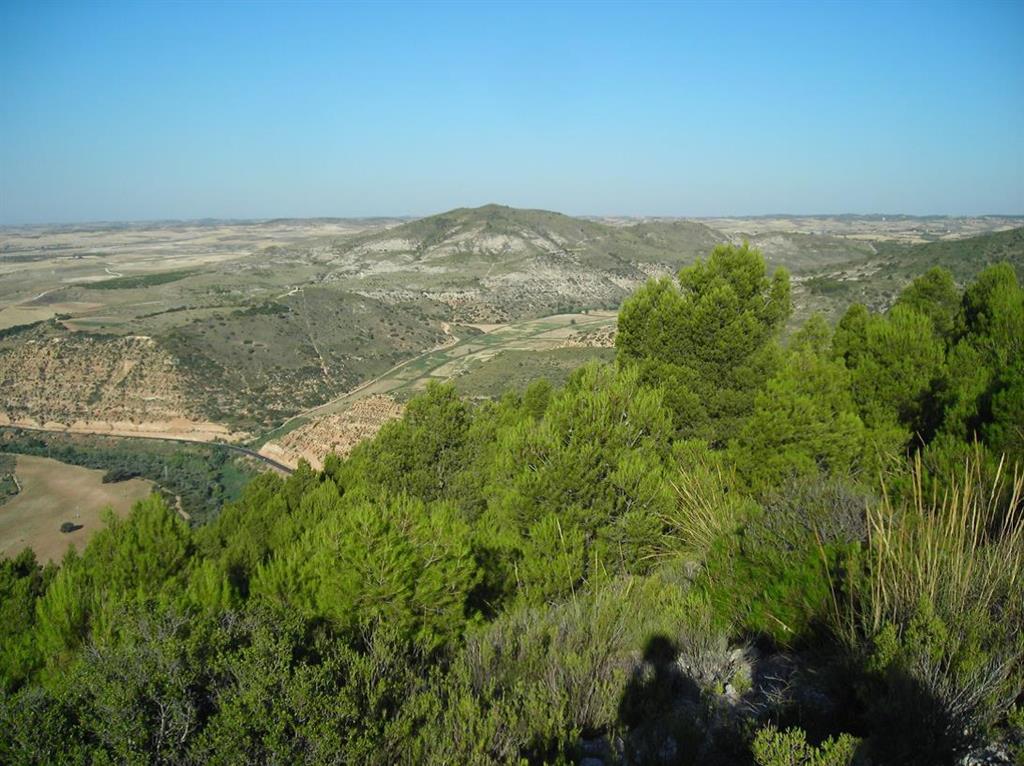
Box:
256;311;615;460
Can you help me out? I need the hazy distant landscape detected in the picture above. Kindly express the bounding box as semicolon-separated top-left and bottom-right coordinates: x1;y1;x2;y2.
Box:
5;208;1022;765
2;205;1016;558
3;207;1021;453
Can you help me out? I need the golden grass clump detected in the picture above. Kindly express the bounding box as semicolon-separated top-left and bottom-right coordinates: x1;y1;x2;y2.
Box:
834;450;1024;750
861;452;1023;638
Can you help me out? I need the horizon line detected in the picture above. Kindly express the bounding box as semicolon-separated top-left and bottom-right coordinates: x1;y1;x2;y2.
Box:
3;208;1024;228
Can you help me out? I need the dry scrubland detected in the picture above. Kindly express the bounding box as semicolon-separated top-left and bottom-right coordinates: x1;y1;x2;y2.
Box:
4;241;1022;764
0;454;153;562
1;208;1022;453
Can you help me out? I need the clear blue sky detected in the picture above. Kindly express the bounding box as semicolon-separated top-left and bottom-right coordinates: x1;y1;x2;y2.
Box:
1;0;1022;223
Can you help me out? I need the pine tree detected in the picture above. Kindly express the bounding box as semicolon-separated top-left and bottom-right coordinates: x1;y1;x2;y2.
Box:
617;242;790;442
895;266;961;341
732;327;871;489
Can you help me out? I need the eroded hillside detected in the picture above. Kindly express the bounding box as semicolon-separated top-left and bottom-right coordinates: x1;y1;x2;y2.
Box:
318;205;730;322
0;288;445;437
160;288;446;430
2;208;1021;442
0;322;231;439
261;395;405;470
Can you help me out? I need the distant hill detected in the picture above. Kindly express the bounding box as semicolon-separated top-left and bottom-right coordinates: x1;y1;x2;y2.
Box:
318;204;735;322
793;226;1024;321
331;204;888;273
4;208;1020;439
319;204;887;323
873;226;1024;283
331;204;725;270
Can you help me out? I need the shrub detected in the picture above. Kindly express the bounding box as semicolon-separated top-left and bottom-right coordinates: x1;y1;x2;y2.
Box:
751;724;859;766
424;573;726;764
654;440;754;562
837;455;1024;762
699;474;866;646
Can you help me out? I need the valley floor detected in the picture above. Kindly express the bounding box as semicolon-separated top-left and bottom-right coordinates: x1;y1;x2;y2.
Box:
259;310;617;467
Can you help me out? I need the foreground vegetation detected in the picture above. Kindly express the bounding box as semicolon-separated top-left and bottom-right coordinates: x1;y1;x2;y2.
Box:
1;244;1022;765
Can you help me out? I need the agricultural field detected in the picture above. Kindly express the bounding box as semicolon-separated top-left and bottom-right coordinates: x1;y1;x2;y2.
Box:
452;347;616;398
261;395;406;470
0;453;17;504
0;453;154;563
0;428;260;524
272;312;614;417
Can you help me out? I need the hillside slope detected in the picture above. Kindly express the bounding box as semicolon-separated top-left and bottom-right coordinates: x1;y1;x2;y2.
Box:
0;322;230;438
0;288;447;436
873;226;1024;282
319;205;731;321
793;226;1024;319
4;210;1018;441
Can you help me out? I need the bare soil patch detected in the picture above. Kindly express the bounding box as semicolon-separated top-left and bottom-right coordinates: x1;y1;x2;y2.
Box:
262;395;404;470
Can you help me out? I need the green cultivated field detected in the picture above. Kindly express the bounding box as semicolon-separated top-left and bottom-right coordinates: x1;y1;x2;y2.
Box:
83;268;199;290
452;347;616;397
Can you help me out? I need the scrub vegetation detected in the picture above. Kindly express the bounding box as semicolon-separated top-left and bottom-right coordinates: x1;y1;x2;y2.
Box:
1;241;1023;765
3;209;1021;440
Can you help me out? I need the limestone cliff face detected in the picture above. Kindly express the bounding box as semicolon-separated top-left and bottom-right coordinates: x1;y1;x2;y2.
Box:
0;325;200;428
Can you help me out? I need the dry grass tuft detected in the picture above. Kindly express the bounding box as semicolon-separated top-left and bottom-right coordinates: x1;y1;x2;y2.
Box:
861;451;1023;638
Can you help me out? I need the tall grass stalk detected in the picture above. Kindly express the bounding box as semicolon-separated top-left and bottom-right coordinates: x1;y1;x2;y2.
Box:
659;458;749;561
834;450;1024;744
861;452;1023;639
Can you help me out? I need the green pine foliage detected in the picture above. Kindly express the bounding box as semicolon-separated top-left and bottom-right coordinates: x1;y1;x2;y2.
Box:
894;266;962;341
2;243;1022;764
731;318;876;490
617;242;791;442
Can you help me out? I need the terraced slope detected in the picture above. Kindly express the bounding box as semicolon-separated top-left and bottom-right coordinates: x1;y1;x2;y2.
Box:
259;311;617;462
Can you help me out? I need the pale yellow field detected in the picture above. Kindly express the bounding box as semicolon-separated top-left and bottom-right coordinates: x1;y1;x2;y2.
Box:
0;305;56;330
0;454;154;563
0;300;104;330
